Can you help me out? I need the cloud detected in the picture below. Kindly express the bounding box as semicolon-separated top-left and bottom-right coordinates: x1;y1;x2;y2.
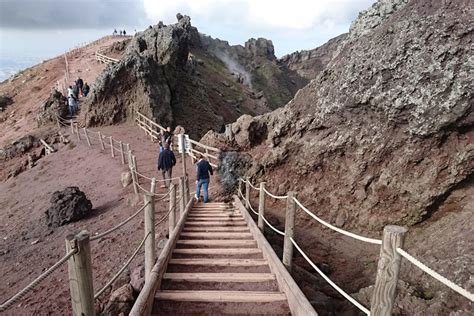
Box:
143;0;375;32
0;0;149;29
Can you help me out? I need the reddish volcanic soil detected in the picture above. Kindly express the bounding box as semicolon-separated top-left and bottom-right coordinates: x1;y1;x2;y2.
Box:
0;122;221;315
0;36;129;148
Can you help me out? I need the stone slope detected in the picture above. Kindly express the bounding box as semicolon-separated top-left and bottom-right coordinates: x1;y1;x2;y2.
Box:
82;16;308;138
279;33;347;80
205;1;473;312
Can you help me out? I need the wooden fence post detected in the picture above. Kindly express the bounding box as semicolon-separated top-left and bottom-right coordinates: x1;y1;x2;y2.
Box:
109;136;114;158
56;118;61;130
150;177;156;194
245;178;250;209
178;134;187;185
258;182;266;232
188;141;195;164
70;119;74;135
282;192;296;271
371;225;408;316
98;132;105;151
65;230;94;316
75;124;81;141
144;193;155;283
179;176;186;216
129;152;138;195
169;183;177;237
132;155;139;195
225;124;233;141
83;128;91;147
119;141;125;164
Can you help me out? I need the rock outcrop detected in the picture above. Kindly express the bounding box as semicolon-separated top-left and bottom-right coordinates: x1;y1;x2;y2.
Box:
82;16;308;139
45;187;93;227
279;33;347;80
206;1;472;312
36;90;68;127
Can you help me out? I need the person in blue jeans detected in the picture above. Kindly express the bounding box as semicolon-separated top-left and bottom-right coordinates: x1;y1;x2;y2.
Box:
195;154;213;203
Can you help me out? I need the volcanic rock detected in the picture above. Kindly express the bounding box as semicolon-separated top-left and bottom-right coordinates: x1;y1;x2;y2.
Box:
102;284;134;316
45;187;93;227
0;94;13;110
0;135;37;161
35;89;68;127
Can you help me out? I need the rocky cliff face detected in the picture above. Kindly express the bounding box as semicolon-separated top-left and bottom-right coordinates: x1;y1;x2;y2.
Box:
81;16;308;138
279;33;347;80
204;1;472;312
200;35;309;109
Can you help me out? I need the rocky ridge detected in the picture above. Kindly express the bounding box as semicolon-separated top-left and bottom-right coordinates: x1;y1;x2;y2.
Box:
203;0;473;313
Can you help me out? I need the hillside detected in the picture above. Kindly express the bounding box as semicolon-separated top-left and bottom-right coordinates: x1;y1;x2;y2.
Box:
81;15;308;139
203;0;473;313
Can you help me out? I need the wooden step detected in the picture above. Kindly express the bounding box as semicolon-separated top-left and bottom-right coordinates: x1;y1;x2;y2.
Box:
183;226;250;232
168;258;268;267
180;232;253;239
185;221;247;227
186;217;244;222
156;290;287;303
173;248;262;255
176;239;257;248
163;273;275;282
187;213;241;217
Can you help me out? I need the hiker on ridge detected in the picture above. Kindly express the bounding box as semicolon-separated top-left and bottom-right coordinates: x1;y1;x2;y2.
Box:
195;154;213;203
75;77;84;96
82;82;90;97
157;142;176;188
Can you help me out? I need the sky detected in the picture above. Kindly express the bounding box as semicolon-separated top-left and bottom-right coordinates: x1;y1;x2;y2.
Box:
0;0;376;81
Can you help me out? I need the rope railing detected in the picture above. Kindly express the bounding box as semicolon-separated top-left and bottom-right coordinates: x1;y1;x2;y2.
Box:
291;237;370;315
293;197;382;245
397;248;474;301
263;187;288;199
94;233;149;300
90;202;150;241
0;249;77;312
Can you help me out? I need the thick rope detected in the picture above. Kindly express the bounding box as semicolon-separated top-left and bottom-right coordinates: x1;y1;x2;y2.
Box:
397;248;474;301
293;197;382;245
291;237;370;315
0;249;77;312
90;202;149;241
94;233;149;299
261;215;285;236
237;188;259;215
263;187;288;200
154;196;182;227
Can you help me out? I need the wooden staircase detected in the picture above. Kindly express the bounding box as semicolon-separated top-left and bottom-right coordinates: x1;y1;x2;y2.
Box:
152;202;291;315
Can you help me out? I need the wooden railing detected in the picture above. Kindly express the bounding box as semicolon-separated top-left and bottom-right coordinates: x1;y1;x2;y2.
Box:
238;178;474;315
95;52;119;65
134;110;221;168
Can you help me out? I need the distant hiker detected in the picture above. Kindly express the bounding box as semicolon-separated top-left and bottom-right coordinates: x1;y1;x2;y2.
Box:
72;84;79;99
68;95;77;116
113;29;117;36
123;30;126;36
119;30;123;36
83;83;90;97
76;77;84;96
67;85;74;98
157;142;176;188
195;154;213;203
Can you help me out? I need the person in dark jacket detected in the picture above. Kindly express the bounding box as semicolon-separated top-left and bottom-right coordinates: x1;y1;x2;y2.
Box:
82;82;90;97
157;142;176;188
195;154;213;203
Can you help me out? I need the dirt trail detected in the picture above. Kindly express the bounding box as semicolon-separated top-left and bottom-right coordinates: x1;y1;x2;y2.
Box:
0;122;220;315
0;36;128;148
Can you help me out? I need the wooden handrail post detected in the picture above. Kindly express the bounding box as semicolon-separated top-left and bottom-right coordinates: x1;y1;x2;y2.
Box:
133;155;139;173
126;143;131;163
185;175;190;205
129;152;138;195
75;124;81;141
188;141;195;164
371;225;408;316
179;176;186;216
258;182;266;232
150;177;156;194
144;193;155;283
245;177;250;210
98;131;105;150
282;192;296;271
119;141;125;164
70;119;74;135
109;136;114;158
178;134;188;189
65;230;94;316
83;128;91;147
169;183;177;237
